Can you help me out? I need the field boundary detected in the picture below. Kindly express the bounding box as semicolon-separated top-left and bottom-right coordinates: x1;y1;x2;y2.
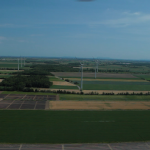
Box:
45;100;49;110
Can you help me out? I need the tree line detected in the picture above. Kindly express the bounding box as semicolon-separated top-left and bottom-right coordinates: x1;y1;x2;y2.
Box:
0;75;52;91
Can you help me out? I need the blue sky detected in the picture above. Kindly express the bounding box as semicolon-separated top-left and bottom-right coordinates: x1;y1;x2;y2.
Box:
1;0;150;59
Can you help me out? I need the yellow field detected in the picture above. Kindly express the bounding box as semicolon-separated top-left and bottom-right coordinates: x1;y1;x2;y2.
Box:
49;101;150;110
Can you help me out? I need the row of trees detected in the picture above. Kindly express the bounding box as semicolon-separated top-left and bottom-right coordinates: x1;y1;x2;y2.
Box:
12;69;54;76
88;69;130;73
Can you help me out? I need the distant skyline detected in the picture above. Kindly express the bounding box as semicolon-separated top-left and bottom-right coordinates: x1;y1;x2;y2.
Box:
1;0;150;60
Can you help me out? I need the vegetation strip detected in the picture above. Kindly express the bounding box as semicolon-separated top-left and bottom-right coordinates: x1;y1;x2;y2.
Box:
0;110;150;143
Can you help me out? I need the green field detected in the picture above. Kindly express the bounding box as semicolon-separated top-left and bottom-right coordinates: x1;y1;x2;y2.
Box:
59;94;150;101
0;110;150;143
1;91;57;95
0;75;12;78
48;76;63;81
135;74;150;80
50;85;78;89
62;77;141;80
75;81;150;90
0;64;20;68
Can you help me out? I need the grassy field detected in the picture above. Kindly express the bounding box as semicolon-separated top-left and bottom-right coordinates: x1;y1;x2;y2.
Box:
135;74;150;80
48;76;63;81
0;110;150;143
75;81;150;90
62;77;141;80
59;94;150;100
0;75;12;78
1;91;57;95
0;64;20;68
50;85;78;89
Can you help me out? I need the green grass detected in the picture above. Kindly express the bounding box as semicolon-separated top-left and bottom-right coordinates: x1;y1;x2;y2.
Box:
48;76;63;81
1;91;57;95
50;85;78;89
61;77;141;80
59;94;150;100
0;110;150;143
0;64;20;68
75;81;150;90
0;74;14;79
135;74;150;80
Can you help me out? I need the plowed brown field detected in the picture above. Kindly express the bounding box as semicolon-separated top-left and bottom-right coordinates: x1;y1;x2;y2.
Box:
0;79;3;82
53;81;76;86
49;101;150;110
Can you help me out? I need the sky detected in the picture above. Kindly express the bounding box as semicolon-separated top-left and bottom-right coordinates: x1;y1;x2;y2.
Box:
1;0;150;59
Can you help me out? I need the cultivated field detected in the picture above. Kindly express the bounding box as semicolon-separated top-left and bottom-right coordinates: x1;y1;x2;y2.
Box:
52;72;137;78
52;81;76;86
49;101;150;110
1;110;150;143
75;81;150;91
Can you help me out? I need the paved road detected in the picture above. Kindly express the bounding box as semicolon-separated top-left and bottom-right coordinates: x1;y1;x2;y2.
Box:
0;142;150;150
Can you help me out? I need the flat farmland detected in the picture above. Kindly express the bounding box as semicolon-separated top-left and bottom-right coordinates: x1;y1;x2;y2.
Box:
76;81;150;90
59;94;150;101
50;85;79;89
135;74;150;80
66;78;146;82
1;110;150;143
0;64;20;68
48;76;63;81
52;72;137;78
50;101;150;110
1;91;57;95
53;81;76;86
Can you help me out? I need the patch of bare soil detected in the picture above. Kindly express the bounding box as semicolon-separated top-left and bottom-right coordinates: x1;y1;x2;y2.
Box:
51;72;137;78
53;81;76;86
0;79;3;82
49;101;150;110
